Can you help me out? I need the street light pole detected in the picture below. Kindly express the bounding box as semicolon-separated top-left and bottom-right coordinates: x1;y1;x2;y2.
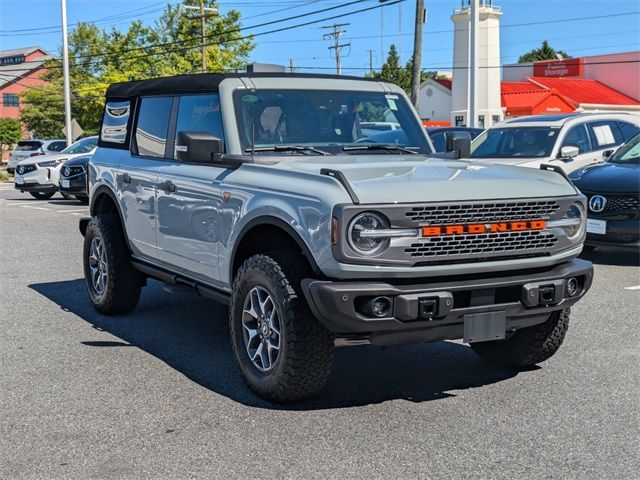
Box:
410;0;425;109
60;0;72;147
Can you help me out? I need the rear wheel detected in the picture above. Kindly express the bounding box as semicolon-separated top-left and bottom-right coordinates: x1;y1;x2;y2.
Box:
471;308;570;368
229;253;335;402
83;214;143;314
29;191;55;200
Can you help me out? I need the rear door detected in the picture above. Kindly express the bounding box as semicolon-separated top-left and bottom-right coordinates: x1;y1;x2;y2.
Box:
156;93;227;284
119;96;173;261
587;120;627;161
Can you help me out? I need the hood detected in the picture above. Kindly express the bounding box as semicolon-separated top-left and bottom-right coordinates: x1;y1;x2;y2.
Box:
273;155;577;203
571;161;640;193
63;154;92;167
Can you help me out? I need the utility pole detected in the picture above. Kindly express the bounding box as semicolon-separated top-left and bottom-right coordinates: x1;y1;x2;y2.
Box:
410;0;425;109
60;0;72;147
469;0;479;127
369;49;374;74
184;2;218;73
322;23;350;75
289;58;297;72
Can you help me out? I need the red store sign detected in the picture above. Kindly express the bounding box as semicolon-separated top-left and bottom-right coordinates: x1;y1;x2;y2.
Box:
533;58;583;78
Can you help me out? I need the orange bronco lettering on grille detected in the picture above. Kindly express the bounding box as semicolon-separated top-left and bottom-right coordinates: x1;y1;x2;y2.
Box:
422;220;548;237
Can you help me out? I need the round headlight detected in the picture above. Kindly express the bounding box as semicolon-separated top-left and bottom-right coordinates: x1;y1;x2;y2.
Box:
348;212;390;255
564;202;586;241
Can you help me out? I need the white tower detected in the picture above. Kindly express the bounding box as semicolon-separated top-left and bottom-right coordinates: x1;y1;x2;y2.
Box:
450;0;503;128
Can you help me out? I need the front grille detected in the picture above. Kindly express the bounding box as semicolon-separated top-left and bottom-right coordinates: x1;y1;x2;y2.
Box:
405;200;560;225
405;230;558;259
600;195;638;214
17;164;36;174
61;166;85;177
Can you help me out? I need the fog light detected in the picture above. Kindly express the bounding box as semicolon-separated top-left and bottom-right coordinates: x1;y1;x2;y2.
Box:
364;296;392;318
566;277;579;297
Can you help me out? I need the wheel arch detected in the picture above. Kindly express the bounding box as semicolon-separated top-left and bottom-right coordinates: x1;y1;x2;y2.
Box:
229;217;323;284
90;185;132;252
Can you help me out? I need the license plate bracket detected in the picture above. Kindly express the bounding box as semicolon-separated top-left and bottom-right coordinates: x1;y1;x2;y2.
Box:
15;177;24;185
586;218;606;235
463;311;507;343
62;179;70;188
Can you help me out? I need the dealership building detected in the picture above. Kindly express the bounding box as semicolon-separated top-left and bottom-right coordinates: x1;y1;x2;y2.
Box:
418;1;640;126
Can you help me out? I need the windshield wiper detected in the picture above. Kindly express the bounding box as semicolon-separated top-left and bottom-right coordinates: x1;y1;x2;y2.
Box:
244;145;330;156
342;144;418;154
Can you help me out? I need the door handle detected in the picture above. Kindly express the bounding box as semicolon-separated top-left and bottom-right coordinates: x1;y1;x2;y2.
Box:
118;172;132;184
159;180;177;193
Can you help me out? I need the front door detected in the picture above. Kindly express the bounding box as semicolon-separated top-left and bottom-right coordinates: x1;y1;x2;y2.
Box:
155;93;227;285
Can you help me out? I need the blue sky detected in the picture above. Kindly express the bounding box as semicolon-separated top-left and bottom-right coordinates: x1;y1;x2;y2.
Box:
0;0;638;75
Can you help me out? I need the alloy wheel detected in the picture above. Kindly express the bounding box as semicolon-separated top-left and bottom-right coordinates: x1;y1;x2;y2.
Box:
242;286;281;371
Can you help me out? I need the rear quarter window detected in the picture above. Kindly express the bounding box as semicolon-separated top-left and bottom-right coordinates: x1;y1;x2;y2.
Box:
100;100;132;147
15;141;43;151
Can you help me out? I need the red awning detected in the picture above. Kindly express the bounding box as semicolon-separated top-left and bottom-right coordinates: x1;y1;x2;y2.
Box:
529;77;639;105
501;89;575;116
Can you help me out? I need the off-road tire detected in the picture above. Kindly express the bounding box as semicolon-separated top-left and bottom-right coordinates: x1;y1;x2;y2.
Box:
471;308;570;368
30;191;55;200
83;214;143;315
229;253;335;402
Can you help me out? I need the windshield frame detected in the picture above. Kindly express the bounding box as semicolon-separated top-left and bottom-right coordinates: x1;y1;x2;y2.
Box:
470;126;560;159
232;88;432;156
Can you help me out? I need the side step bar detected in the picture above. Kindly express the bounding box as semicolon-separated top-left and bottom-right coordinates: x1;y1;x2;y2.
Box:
130;259;230;306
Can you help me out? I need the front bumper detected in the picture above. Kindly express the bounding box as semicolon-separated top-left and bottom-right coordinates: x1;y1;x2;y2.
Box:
59;175;87;195
14;180;57;193
586;219;640;248
302;258;593;346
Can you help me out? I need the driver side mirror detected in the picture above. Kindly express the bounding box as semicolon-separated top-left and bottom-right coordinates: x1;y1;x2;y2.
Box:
445;131;472;159
176;131;223;163
559;145;579;161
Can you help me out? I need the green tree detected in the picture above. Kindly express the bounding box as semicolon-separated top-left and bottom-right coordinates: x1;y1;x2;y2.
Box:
20;0;254;138
367;44;438;93
518;40;570;63
0;118;22;155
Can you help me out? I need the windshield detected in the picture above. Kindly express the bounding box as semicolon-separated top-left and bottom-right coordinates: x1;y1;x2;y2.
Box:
471;127;559;158
234;89;431;155
15;141;43;151
609;133;640;164
62;137;97;154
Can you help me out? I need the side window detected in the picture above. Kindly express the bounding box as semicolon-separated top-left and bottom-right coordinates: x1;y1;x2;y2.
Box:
588;121;624;149
617;121;640;142
174;94;223;157
101;100;131;146
135;97;172;158
561;124;592;154
48;141;66;152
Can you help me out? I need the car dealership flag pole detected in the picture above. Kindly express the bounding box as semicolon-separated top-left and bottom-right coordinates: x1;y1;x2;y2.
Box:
60;0;73;147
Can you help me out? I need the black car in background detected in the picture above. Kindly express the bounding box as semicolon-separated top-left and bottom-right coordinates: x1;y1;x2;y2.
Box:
59;155;91;204
570;133;640;249
427;127;484;152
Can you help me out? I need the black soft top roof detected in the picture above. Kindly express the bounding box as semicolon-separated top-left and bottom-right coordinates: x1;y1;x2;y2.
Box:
105;72;388;100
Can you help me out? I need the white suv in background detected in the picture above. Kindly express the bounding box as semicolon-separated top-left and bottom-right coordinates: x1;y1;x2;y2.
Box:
469;113;640;174
7;139;67;174
14;136;98;200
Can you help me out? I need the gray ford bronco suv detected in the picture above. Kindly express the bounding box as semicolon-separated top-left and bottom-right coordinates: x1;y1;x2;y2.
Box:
80;73;593;402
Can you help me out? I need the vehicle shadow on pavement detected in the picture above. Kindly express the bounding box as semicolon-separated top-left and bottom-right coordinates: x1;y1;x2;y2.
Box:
30;278;519;410
579;248;640;267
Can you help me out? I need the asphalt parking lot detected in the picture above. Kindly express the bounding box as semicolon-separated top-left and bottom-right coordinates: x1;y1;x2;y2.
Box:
1;180;639;480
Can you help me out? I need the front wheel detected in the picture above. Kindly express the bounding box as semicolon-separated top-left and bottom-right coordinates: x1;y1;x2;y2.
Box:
30;191;55;200
83;214;143;315
471;308;570;368
229;253;335;402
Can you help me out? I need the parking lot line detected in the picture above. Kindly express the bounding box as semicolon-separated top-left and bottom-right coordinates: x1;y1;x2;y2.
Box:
624;285;640;291
57;208;90;213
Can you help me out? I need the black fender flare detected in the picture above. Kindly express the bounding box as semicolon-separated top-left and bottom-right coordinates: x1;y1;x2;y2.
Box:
89;184;133;252
229;216;323;282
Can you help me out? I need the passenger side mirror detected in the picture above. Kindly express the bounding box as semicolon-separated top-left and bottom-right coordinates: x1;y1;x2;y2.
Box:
445;131;472;159
559;145;579;161
176;131;223;163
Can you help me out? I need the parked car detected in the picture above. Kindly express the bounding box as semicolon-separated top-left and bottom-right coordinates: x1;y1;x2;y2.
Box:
7;139;67;174
470;113;640;174
570;133;640;249
428;127;484;152
14;136;98;200
80;72;592;402
59;155;92;204
360;121;401;137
